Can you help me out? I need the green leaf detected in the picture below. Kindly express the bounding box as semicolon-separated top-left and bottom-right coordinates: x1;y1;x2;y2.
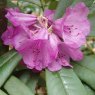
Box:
19;71;39;94
20;71;31;84
38;72;46;87
73;0;94;7
7;0;17;7
74;55;95;72
0;90;7;95
20;70;41;93
26;72;45;94
54;0;73;19
27;0;40;5
49;1;58;9
4;76;34;95
0;49;17;67
72;55;95;90
27;76;38;94
0;53;21;87
46;68;87;95
18;0;41;7
89;13;95;36
83;84;95;95
20;70;42;93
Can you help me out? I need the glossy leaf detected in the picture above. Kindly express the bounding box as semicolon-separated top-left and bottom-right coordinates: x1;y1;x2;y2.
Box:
7;0;17;7
0;53;21;87
89;13;95;36
0;90;7;95
49;1;58;9
46;68;87;95
0;49;17;67
26;0;40;5
74;55;95;72
73;0;94;7
84;84;95;95
20;71;31;84
27;76;38;94
54;0;73;19
19;71;38;94
72;55;95;90
4;76;34;95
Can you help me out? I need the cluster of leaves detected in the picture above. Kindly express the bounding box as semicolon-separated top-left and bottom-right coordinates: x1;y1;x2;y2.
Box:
0;0;95;95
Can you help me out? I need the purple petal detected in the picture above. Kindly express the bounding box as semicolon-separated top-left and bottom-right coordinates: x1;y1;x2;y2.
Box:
49;33;60;58
58;43;72;67
6;8;37;26
18;40;56;71
68;48;83;61
32;28;48;40
53;18;63;38
62;2;90;47
48;61;62;72
1;26;30;49
60;43;83;61
1;26;14;45
48;43;72;72
54;2;90;48
12;27;30;49
44;9;55;21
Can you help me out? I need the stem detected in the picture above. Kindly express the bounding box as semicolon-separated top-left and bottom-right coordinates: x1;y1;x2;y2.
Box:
0;0;8;55
86;41;95;54
40;0;44;12
87;36;95;41
26;0;41;7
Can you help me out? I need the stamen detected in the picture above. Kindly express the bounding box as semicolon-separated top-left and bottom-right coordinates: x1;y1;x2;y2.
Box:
37;15;48;28
34;24;41;29
48;25;53;33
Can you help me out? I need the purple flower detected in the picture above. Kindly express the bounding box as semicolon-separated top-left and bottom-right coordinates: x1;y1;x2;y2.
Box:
59;43;83;61
1;26;30;49
1;2;90;71
18;40;57;70
54;2;90;48
44;9;55;21
1;26;15;45
48;43;72;71
2;13;61;71
17;28;60;70
6;8;37;27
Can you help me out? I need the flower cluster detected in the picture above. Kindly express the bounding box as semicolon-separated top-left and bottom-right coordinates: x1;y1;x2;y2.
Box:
1;2;90;71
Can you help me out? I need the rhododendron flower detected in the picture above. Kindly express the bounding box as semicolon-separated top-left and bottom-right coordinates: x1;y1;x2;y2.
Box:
54;2;90;48
1;26;30;49
6;8;37;27
2;14;61;71
1;2;90;71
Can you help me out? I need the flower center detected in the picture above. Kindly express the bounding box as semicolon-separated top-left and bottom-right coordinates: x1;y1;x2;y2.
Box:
37;15;53;33
37;15;48;28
